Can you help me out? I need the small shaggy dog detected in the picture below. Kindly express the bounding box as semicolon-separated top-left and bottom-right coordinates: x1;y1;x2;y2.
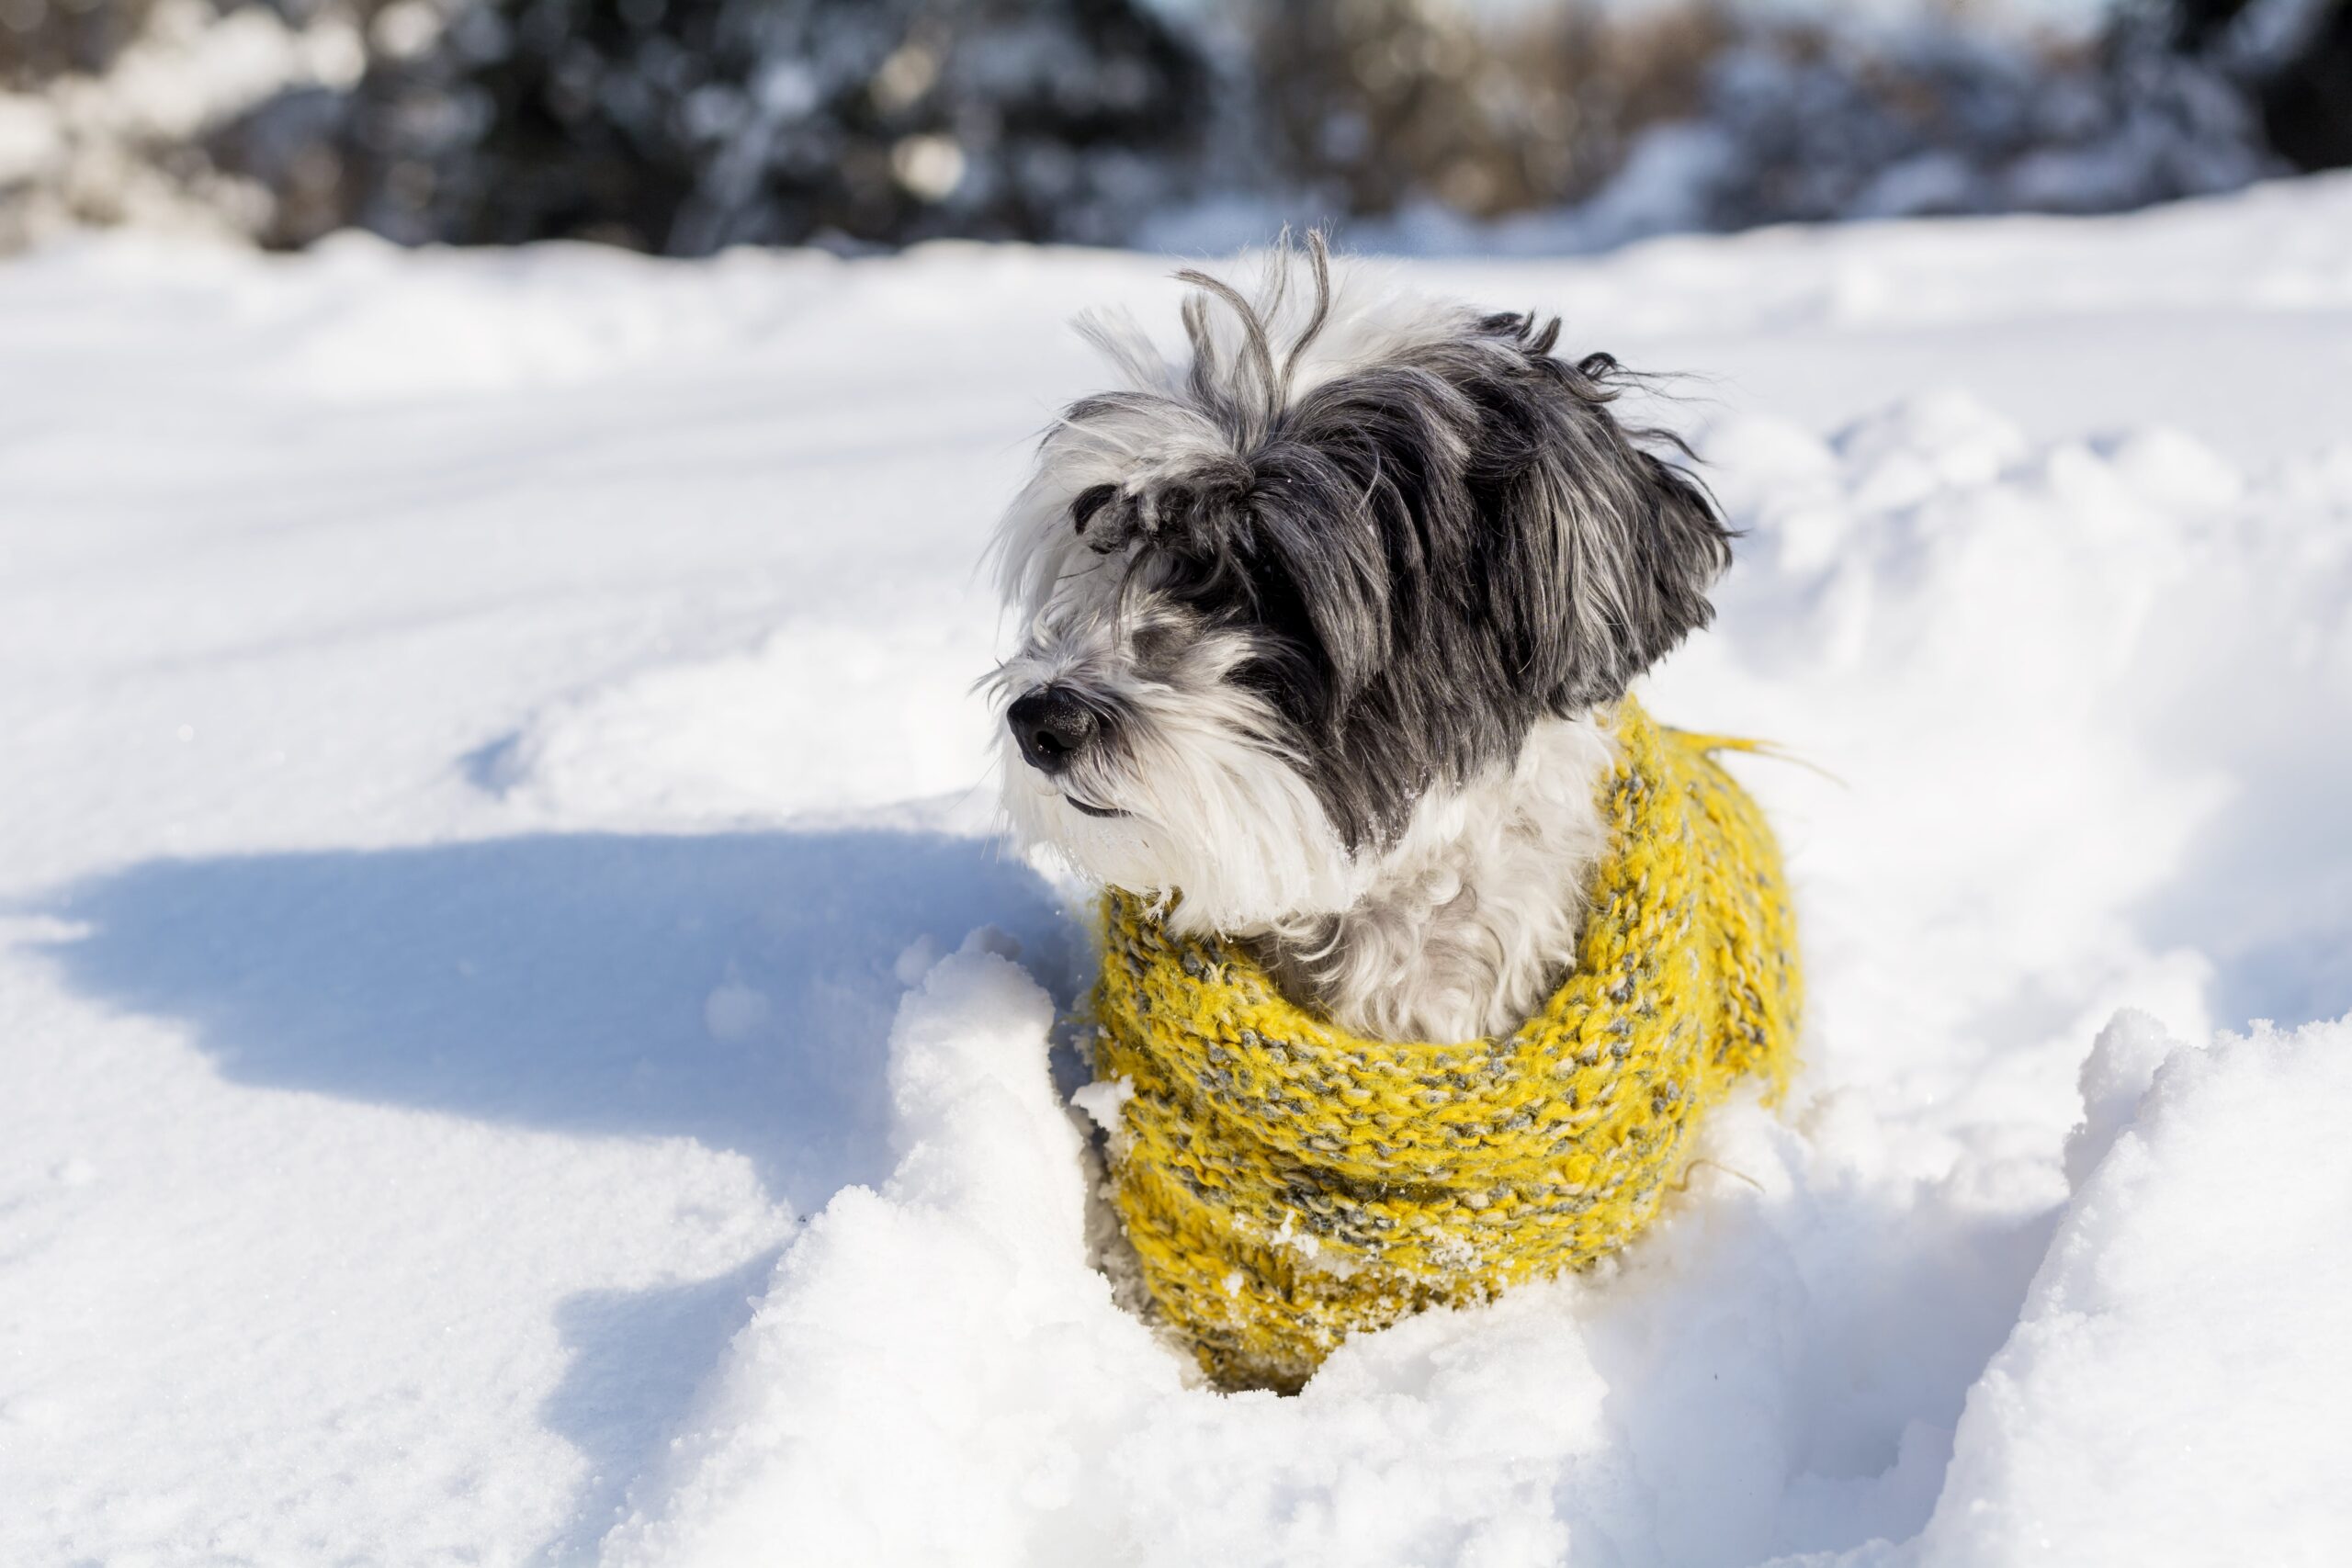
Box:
989;238;1732;1043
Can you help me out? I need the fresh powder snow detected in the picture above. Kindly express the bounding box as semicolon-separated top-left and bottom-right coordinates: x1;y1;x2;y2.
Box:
5;175;2351;1566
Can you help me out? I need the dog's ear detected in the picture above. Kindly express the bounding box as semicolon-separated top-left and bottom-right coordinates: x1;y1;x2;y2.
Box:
1600;443;1735;692
1492;339;1734;710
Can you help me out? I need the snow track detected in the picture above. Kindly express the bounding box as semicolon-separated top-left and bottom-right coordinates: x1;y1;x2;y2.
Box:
5;179;2351;1565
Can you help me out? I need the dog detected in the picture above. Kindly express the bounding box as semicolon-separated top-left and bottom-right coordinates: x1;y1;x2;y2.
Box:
989;237;1732;1043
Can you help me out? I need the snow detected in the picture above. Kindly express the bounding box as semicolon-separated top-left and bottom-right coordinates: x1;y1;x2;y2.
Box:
1919;1011;2352;1567
6;175;2352;1565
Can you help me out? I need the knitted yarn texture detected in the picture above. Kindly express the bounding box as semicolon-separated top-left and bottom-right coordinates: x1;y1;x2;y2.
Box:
1089;696;1802;1392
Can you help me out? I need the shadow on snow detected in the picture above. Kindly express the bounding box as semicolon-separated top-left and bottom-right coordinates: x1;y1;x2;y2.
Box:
29;828;1072;1208
26;826;1073;1562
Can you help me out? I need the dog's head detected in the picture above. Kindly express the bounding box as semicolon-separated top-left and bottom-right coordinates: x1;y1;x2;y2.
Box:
988;239;1731;932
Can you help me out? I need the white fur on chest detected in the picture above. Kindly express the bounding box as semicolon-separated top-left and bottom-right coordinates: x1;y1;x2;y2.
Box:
1243;715;1616;1043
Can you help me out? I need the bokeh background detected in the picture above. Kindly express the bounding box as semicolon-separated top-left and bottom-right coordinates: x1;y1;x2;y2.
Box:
2;0;2346;257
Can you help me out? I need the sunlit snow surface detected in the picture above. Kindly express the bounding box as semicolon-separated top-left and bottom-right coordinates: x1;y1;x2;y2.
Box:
5;178;2351;1566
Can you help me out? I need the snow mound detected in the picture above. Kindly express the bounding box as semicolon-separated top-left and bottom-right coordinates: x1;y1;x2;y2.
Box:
1923;1011;2352;1566
603;940;2352;1566
480;596;1001;829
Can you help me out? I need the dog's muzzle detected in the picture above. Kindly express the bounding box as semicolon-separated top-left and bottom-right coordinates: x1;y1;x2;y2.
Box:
1008;685;1127;818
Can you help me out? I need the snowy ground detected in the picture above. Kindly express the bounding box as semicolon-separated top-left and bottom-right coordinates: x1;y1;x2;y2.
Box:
5;176;2351;1566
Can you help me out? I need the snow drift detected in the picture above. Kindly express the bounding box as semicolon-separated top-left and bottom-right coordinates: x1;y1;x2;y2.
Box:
4;176;2350;1565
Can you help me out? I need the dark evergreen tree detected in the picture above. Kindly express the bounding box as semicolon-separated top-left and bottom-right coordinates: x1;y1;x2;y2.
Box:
232;0;1211;252
2166;0;2352;171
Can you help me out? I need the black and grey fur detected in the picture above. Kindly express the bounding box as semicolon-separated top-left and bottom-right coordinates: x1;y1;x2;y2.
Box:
991;237;1733;1041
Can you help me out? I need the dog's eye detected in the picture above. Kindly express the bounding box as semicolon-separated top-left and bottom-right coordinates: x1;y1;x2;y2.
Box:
1229;653;1323;730
1129;620;1182;664
1070;484;1117;535
1153;545;1241;606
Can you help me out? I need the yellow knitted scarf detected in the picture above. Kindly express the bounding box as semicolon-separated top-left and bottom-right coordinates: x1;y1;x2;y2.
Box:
1088;696;1802;1392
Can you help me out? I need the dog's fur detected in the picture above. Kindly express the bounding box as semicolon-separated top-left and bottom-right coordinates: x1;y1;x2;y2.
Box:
989;239;1732;1042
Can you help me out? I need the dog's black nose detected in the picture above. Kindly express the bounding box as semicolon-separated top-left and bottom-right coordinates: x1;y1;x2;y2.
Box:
1008;687;1098;774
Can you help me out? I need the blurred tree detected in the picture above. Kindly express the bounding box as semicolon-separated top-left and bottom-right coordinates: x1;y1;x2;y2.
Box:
2166;0;2352;170
1250;0;1720;220
226;0;1210;252
0;0;161;88
0;0;2333;257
